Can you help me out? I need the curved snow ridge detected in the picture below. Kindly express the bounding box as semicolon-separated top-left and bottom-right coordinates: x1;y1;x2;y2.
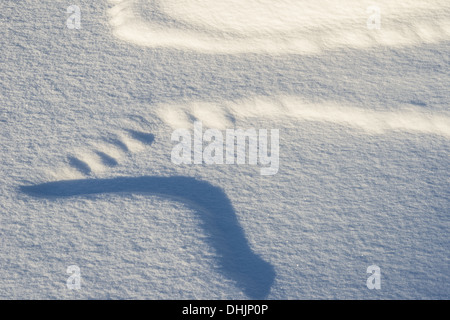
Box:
156;96;450;138
107;0;450;54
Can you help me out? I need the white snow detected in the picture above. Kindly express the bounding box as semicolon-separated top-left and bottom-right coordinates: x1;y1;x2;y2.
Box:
108;0;450;53
0;0;449;299
157;96;450;137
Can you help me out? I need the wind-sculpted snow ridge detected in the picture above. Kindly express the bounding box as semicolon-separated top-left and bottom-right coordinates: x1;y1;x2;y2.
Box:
47;119;155;180
108;0;450;54
157;96;450;139
21;176;275;299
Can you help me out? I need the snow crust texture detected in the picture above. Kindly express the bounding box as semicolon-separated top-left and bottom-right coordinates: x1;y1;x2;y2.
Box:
0;0;449;299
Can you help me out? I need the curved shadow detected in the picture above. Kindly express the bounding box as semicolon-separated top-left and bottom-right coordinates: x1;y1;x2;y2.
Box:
21;176;275;299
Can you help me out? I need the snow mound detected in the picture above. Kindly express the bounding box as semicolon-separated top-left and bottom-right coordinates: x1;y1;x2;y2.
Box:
156;96;450;138
108;0;450;53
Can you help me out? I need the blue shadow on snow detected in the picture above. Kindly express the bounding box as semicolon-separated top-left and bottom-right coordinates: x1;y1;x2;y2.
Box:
21;176;275;299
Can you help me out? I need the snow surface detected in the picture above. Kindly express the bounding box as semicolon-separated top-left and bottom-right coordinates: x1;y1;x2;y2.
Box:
0;0;449;299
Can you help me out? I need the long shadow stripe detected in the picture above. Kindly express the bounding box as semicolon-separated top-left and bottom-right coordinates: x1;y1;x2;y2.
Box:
21;176;275;299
